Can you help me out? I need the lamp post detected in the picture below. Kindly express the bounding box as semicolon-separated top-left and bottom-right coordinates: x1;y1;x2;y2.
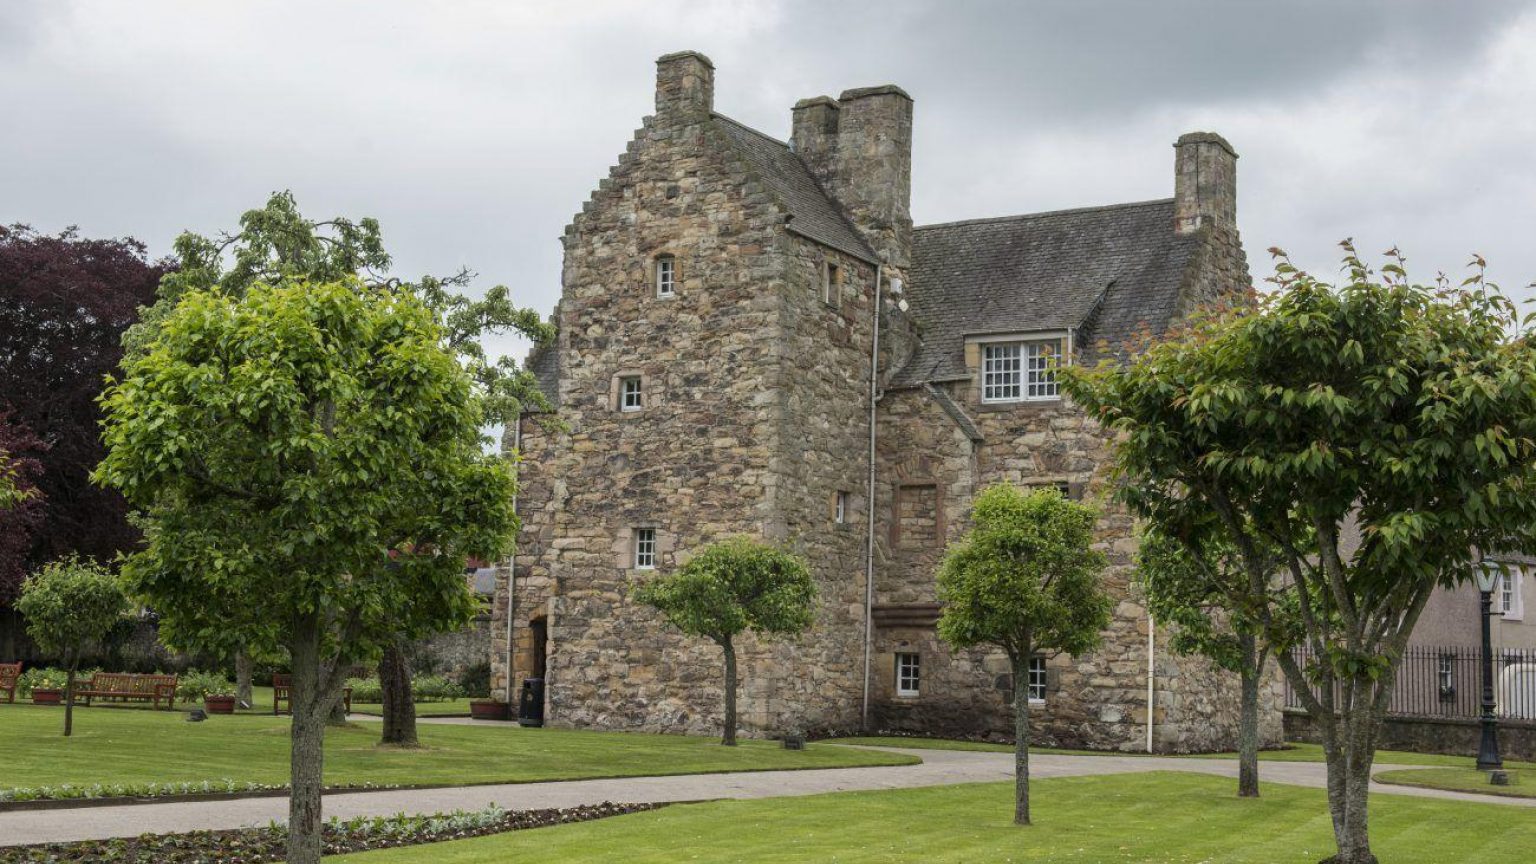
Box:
1473;558;1504;772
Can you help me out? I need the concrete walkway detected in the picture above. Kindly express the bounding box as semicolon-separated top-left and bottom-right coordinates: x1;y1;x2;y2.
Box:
1;747;1529;847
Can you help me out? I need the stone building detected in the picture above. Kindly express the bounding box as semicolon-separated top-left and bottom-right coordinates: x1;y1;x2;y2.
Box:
492;51;1280;751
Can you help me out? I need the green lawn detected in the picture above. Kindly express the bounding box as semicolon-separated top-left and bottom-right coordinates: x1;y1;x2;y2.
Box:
1376;767;1536;799
0;704;915;791
831;736;1536;769
332;771;1535;863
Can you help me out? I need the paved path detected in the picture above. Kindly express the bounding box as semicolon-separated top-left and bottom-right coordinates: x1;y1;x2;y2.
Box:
2;747;1529;847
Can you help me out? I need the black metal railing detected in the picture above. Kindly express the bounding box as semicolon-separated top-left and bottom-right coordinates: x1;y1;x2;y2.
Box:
1283;645;1536;721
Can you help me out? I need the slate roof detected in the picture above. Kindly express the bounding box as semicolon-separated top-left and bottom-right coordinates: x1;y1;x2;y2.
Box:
711;114;878;263
526;340;559;411
889;199;1201;387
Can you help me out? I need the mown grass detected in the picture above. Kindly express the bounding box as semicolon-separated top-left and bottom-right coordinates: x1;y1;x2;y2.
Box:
1375;766;1536;799
332;771;1536;863
0;703;915;791
831;736;1536;769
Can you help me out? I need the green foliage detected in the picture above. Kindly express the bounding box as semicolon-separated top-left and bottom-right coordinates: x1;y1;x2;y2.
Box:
177;669;235;702
634;538;816;646
936;484;1111;663
0;449;24;509
18;667;74;695
95;277;518;663
345;674;464;704
456;661;492;699
123;191;554;426
15;556;131;664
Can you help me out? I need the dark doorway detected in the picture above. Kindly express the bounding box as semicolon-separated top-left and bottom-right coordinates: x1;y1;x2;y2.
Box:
529;616;548;679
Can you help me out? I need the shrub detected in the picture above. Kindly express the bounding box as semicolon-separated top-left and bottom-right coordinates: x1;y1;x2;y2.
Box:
457;661;491;699
343;674;463;704
18;667;69;696
176;669;235;703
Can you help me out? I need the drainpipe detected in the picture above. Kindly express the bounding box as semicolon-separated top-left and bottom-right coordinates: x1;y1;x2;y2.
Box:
861;264;884;731
1146;613;1156;753
506;417;521;705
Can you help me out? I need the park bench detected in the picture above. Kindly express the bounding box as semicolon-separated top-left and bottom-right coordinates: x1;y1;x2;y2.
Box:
0;662;18;703
272;674;353;716
76;672;178;710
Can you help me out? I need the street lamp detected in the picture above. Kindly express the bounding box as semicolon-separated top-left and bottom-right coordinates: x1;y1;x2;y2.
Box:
1473;558;1504;772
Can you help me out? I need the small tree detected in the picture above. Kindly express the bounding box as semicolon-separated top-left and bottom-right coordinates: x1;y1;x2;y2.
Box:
96;278;516;864
1064;244;1536;864
936;484;1111;826
1138;525;1293;797
15;556;130;736
635;538;815;746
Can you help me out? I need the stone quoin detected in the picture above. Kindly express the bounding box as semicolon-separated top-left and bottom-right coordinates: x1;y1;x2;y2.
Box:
491;50;1280;751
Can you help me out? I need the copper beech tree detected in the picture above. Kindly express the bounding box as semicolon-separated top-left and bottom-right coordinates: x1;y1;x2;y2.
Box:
96;278;517;864
1064;244;1536;864
935;484;1111;827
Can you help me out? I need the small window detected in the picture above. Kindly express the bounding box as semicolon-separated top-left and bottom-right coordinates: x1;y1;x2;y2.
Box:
895;652;920;696
1438;653;1456;702
634;528;656;570
982;339;1061;403
655;256;676;297
822;262;841;305
835;491;849;524
620;376;643;412
1028;656;1047;702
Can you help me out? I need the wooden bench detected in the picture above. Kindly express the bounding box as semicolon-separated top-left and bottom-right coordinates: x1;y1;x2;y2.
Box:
272;674;353;716
0;662;18;703
76;672;177;710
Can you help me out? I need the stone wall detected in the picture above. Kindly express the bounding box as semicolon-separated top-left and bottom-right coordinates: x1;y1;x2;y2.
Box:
1284;709;1536;762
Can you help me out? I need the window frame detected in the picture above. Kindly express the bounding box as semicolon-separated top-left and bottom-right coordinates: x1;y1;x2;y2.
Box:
895;652;920;697
633;527;657;570
834;490;849;524
655;255;676;298
1027;656;1048;703
619;375;643;413
1500;567;1524;621
978;335;1065;404
821;261;841;306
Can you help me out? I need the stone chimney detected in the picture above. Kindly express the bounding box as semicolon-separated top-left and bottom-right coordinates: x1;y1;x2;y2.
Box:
789;85;913;268
1173;131;1237;234
790;96;840;182
655;50;714;123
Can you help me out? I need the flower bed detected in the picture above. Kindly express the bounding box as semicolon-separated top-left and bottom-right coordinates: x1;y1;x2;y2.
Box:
0;802;660;863
0;779;394;806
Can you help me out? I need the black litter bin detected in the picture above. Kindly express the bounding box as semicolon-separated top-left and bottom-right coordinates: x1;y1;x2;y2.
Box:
519;677;545;727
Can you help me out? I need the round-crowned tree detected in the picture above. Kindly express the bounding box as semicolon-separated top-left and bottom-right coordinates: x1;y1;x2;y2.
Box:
16;555;130;737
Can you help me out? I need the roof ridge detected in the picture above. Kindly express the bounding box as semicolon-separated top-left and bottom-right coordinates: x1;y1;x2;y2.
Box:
915;198;1174;232
710;112;792;148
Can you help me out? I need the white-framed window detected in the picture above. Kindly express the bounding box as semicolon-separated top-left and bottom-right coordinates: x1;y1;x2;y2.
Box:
981;339;1062;403
634;528;656;570
1500;568;1524;620
620;376;643;412
1028;656;1047;702
1438;653;1456;701
655;256;676;297
835;491;849;524
895;652;920;696
822;261;840;305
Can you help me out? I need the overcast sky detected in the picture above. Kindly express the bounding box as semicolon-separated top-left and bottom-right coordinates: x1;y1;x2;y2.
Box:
5;0;1536;365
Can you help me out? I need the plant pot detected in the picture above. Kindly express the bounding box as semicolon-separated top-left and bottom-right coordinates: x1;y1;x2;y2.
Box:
470;700;511;721
204;695;237;715
32;688;62;705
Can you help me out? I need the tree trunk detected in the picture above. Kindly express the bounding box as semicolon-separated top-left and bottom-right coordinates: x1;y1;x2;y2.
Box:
63;652;78;738
379;637;418;746
286;615;330;864
721;638;738;747
235;651;253;708
1011;652;1032;825
1310;680;1381;864
1237;633;1261;798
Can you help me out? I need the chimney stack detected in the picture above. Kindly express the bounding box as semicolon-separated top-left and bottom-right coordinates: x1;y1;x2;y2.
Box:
789;85;912;268
655;51;714;123
790;96;841;182
1173;132;1237;234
